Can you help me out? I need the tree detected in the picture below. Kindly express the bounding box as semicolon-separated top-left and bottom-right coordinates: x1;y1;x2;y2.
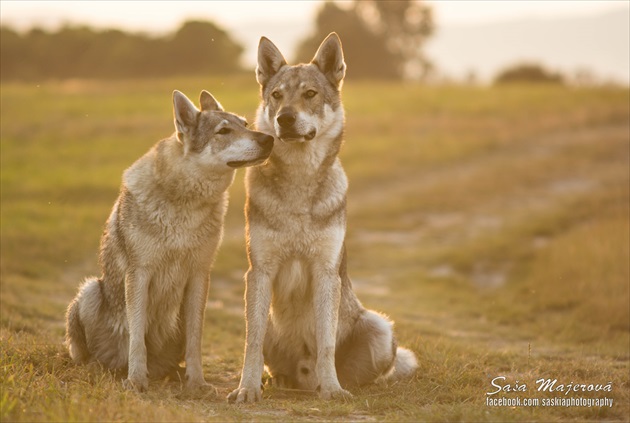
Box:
166;21;244;75
294;0;434;80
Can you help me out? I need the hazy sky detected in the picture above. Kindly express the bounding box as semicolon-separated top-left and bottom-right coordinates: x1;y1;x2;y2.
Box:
1;1;628;81
1;1;626;29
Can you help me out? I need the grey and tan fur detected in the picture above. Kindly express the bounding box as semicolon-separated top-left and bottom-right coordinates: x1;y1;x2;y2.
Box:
65;90;273;392
228;33;418;403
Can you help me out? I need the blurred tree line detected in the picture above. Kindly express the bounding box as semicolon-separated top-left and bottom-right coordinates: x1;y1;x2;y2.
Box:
1;20;244;80
1;1;435;81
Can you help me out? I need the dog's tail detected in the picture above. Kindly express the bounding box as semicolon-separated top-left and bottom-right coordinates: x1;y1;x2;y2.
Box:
65;277;96;364
387;347;418;381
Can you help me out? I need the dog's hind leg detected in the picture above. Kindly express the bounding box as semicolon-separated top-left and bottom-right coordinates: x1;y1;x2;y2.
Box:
147;331;185;381
262;322;298;389
66;287;91;364
263;325;319;390
67;277;130;372
66;276;107;364
335;310;400;388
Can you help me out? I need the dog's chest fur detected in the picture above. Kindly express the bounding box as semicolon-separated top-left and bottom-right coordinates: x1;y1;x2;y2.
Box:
245;151;348;345
100;138;232;338
246;155;347;231
123;140;231;244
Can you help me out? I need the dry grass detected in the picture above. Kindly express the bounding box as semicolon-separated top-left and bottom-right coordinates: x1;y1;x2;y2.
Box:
1;77;628;421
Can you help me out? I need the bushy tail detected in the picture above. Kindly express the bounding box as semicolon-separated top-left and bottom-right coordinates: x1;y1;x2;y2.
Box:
65;278;95;364
388;347;418;381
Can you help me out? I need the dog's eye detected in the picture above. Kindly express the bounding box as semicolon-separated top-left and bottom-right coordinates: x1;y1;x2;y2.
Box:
304;90;317;99
217;127;232;135
272;91;282;99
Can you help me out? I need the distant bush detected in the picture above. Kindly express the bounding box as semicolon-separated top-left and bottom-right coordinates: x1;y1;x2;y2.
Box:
0;21;244;81
494;63;565;85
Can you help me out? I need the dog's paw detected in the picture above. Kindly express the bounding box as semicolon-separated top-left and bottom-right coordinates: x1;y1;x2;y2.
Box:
317;386;353;401
122;375;148;393
227;385;263;404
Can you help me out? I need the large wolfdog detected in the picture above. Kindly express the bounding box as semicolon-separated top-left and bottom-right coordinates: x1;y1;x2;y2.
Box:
65;90;273;392
228;33;417;403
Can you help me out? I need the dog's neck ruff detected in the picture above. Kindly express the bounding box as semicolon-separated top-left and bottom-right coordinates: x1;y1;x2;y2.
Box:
124;137;235;207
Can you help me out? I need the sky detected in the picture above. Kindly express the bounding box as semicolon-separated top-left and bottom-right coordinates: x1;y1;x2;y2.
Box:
1;1;628;82
2;1;626;30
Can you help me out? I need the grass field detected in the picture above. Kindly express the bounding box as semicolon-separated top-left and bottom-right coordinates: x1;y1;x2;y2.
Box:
1;76;629;422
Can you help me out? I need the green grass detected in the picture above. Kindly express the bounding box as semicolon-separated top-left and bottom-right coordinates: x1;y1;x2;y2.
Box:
1;77;629;421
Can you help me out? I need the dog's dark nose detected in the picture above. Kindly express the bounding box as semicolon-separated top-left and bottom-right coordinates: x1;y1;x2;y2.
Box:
258;135;274;149
277;111;296;128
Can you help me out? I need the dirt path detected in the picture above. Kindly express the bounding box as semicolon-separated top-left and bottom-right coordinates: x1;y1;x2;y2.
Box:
349;122;628;279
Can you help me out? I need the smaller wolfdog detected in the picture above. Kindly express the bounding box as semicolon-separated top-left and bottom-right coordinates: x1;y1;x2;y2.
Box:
65;90;273;392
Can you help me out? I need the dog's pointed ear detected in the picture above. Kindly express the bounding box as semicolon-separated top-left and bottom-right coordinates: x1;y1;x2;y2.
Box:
173;90;199;142
199;90;224;112
311;32;346;88
256;36;287;87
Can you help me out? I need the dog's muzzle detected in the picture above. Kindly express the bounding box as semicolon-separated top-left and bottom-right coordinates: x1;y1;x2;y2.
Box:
227;135;274;168
276;108;316;143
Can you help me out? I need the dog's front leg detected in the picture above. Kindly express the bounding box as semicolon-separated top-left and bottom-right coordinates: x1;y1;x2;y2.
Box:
183;272;210;390
227;266;273;403
313;263;352;400
123;268;150;392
